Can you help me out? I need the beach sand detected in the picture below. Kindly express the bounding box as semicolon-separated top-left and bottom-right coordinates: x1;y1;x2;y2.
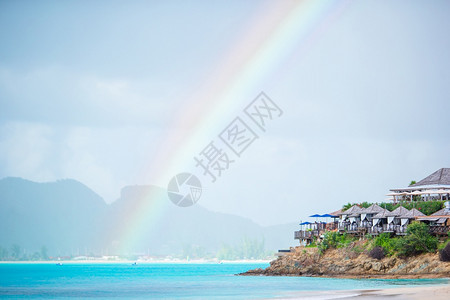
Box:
354;285;450;299
280;284;450;299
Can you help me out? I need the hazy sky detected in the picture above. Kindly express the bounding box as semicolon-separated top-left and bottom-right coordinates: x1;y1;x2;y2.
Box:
1;0;449;226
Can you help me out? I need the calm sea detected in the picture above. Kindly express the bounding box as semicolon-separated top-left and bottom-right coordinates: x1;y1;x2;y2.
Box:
0;263;448;299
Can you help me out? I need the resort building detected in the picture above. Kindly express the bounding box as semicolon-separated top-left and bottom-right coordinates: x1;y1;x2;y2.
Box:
294;168;450;244
388;168;450;202
416;203;450;234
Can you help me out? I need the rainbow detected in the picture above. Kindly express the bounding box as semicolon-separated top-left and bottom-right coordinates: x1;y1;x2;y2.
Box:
115;0;350;253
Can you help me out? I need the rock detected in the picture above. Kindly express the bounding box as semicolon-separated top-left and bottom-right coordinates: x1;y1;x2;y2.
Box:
372;262;382;272
363;262;372;271
238;243;450;278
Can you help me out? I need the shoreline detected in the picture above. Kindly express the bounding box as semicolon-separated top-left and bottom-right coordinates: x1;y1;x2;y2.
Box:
240;272;450;279
0;259;272;264
280;285;450;300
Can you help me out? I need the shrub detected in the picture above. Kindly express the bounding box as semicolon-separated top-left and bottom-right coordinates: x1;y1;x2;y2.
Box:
318;231;354;254
395;222;438;257
369;246;385;260
372;233;397;256
439;242;450;262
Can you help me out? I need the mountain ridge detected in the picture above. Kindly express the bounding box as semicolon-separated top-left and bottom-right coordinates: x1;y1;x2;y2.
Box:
0;177;298;257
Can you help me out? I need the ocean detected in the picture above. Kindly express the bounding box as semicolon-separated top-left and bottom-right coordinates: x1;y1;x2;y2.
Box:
0;263;448;299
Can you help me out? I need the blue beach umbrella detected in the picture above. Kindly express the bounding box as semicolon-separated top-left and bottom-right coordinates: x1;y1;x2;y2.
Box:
320;214;339;224
309;214;321;222
320;214;338;218
299;221;312;231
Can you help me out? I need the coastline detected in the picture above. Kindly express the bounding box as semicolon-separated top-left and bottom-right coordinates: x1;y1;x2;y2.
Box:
280;285;450;300
240;245;450;279
250;273;450;280
0;259;272;264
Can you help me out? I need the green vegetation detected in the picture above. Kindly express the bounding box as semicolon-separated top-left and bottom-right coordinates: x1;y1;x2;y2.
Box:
216;237;271;260
312;222;445;258
395;222;439;256
369;222;439;257
318;231;355;254
0;244;51;261
381;201;444;216
372;233;397;256
182;244;207;259
343;202;371;211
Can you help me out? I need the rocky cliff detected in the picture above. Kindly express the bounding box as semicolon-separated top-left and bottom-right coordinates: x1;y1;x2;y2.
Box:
240;241;450;278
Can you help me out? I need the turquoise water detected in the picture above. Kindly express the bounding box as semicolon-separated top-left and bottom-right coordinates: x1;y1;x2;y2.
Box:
0;263;448;299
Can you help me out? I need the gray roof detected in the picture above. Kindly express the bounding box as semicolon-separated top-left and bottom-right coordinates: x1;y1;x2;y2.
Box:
348;213;361;218
385;206;410;217
410;168;450;187
360;204;385;214
330;209;343;216
403;208;425;218
431;207;450;216
338;205;362;216
372;209;390;219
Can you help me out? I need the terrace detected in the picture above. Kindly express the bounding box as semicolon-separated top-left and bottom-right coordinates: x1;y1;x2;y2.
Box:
294;169;450;245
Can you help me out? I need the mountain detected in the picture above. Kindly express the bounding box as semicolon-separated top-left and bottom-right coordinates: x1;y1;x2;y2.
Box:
0;177;108;256
0;177;298;257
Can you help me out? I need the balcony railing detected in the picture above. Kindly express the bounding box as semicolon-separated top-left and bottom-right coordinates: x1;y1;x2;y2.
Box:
295;223;448;241
429;225;450;235
294;230;319;239
333;223;443;236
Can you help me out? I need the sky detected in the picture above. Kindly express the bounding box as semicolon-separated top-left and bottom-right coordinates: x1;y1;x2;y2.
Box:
1;0;450;226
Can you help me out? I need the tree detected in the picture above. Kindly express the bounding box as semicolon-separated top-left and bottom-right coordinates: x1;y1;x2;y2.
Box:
396;222;438;256
11;244;21;261
0;246;9;260
342;203;353;210
31;252;41;261
216;244;236;260
40;246;49;260
409;180;417;186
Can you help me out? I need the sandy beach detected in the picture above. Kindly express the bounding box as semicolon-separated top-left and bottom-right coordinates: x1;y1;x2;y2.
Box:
281;284;450;300
355;285;450;299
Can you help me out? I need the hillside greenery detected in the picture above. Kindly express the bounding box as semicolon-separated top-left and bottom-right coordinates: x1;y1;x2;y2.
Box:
369;222;439;257
315;222;447;258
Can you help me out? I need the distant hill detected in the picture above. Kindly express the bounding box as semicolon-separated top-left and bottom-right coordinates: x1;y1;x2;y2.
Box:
0;177;108;256
0;177;298;258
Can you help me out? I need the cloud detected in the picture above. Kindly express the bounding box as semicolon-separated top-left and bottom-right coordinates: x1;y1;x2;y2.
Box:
0;122;57;181
0;66;178;127
0;121;164;202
